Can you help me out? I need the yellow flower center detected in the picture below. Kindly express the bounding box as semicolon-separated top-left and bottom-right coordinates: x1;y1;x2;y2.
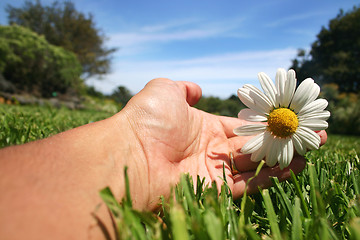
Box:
267;108;298;138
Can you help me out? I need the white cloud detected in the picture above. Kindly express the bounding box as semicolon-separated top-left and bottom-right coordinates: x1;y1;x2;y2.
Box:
106;17;246;53
265;11;327;28
140;18;200;33
89;48;298;98
92;17;300;98
109;28;220;46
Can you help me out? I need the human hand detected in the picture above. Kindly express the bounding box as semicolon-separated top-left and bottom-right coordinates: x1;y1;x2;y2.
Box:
118;78;327;210
0;78;327;239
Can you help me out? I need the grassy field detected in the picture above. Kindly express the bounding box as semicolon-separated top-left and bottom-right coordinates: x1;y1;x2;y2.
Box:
0;104;112;148
1;104;360;239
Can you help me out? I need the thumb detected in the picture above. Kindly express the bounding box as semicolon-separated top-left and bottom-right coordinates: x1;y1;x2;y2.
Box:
176;81;202;106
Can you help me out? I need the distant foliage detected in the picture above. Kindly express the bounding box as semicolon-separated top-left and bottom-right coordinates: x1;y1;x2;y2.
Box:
195;95;245;117
290;6;360;135
6;0;116;79
111;86;133;107
291;6;360;92
0;25;82;97
321;83;360;135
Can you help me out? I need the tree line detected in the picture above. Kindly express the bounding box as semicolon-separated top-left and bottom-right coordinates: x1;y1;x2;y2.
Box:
290;5;360;134
1;0;116;98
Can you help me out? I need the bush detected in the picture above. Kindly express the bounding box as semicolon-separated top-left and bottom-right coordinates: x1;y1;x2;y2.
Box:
320;83;360;135
194;95;245;117
0;24;82;97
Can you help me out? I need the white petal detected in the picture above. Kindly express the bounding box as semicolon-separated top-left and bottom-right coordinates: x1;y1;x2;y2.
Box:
295;127;321;150
258;72;277;107
266;137;281;167
243;84;265;97
250;146;267;162
241;132;266;154
282;69;297;108
237;88;267;114
299;119;328;130
298;99;328;116
292;134;307;155
237;109;267;122
275;68;287;107
298;110;331;121
278;138;294;170
250;132;272;162
290;78;320;113
243;84;273;113
233;124;267;136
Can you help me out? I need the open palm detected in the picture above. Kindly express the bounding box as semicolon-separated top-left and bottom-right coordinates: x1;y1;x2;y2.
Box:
122;78;325;210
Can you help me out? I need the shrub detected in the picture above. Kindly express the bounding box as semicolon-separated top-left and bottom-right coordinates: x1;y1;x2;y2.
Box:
194;95;245;117
0;24;82;97
321;83;360;135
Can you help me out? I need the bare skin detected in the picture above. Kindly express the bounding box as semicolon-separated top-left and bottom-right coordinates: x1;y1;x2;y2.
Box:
0;78;327;240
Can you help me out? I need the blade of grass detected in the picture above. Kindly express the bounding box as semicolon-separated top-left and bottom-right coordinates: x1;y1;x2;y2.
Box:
99;187;121;218
180;174;196;214
351;167;359;196
271;177;293;220
170;204;189;240
204;209;224;240
292;197;303;240
239;160;264;237
308;163;319;215
262;189;282;240
123;166;132;207
123;206;147;240
244;225;261;240
349;217;360;240
290;170;310;218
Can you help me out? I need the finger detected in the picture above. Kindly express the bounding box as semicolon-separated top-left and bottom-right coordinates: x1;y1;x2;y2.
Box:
228;129;327;171
175;81;202;106
227;135;260;171
317;130;327;146
232;156;306;199
233;150;259;172
218;115;249;138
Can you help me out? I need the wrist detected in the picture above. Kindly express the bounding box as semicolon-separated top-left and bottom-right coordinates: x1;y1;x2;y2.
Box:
111;109;150;210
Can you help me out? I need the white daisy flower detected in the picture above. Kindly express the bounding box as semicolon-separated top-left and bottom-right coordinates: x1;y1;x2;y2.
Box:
233;68;330;170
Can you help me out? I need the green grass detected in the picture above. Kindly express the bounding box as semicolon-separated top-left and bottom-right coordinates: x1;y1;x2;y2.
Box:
1;104;360;239
0;104;112;148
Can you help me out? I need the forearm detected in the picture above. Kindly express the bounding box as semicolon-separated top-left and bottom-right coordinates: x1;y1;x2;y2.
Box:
0;112;147;239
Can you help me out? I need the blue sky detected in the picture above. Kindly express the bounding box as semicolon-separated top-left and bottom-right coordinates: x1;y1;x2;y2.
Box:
1;0;359;98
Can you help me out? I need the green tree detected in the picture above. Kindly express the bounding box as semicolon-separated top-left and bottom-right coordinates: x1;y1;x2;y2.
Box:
85;85;105;99
6;0;116;79
0;25;82;97
290;6;360;92
290;49;316;85
194;95;245;117
320;83;360;134
111;86;133;106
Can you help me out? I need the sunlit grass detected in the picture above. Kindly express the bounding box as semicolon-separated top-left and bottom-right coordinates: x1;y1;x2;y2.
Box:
0;104;112;147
